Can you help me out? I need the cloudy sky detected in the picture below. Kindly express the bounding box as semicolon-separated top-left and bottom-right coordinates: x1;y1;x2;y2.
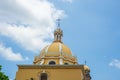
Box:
0;0;120;80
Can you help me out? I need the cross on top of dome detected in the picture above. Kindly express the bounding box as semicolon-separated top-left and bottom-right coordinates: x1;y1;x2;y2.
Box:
54;19;63;43
57;19;61;27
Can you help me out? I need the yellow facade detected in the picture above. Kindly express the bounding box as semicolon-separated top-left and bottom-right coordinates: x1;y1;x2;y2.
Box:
16;28;91;80
16;65;84;80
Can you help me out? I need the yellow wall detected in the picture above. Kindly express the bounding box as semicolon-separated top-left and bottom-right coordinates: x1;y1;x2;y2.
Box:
16;65;84;80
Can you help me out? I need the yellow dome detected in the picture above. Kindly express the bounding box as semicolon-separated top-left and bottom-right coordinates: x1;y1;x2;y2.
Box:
33;28;78;65
84;65;90;71
40;42;72;57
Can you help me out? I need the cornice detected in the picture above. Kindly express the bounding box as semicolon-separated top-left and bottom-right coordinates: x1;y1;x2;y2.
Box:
17;64;84;69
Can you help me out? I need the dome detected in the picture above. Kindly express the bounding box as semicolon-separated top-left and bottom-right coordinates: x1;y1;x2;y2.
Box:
84;65;90;71
33;27;78;65
40;42;72;57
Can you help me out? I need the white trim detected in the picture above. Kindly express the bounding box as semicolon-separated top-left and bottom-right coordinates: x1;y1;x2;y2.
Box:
43;56;77;63
59;58;63;65
45;45;50;53
40;59;44;65
59;43;62;53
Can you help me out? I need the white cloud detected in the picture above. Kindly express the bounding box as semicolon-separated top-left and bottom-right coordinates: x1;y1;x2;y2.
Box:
0;23;51;52
0;43;28;61
62;0;73;3
109;59;120;69
0;0;65;52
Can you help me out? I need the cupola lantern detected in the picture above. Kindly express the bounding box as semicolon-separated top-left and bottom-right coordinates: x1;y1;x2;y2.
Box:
54;28;63;43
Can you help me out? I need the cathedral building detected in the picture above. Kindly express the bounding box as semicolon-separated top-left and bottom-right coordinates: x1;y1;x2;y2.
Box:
16;27;91;80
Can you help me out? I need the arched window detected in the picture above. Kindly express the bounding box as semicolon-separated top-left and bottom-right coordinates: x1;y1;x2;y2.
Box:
49;61;56;65
64;63;69;65
30;78;33;80
40;73;47;80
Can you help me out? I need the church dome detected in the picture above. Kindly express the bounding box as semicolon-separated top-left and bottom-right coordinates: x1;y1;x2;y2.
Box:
39;27;72;57
40;42;72;57
84;65;90;71
33;27;78;65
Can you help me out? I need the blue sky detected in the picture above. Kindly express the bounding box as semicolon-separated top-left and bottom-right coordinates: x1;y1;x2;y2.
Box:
0;0;120;80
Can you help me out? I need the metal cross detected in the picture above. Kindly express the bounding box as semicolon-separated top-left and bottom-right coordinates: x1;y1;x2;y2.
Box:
57;19;61;27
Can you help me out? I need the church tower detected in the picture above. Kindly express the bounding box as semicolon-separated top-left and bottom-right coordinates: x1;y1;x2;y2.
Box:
16;24;91;80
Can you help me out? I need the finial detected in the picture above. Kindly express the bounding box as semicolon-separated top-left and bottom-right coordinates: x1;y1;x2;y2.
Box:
56;19;61;27
54;19;63;43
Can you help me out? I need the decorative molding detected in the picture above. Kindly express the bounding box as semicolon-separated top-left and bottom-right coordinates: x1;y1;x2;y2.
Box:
40;59;44;65
18;65;84;69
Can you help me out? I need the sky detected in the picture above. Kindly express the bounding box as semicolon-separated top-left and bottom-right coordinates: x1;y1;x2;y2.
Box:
0;0;120;80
